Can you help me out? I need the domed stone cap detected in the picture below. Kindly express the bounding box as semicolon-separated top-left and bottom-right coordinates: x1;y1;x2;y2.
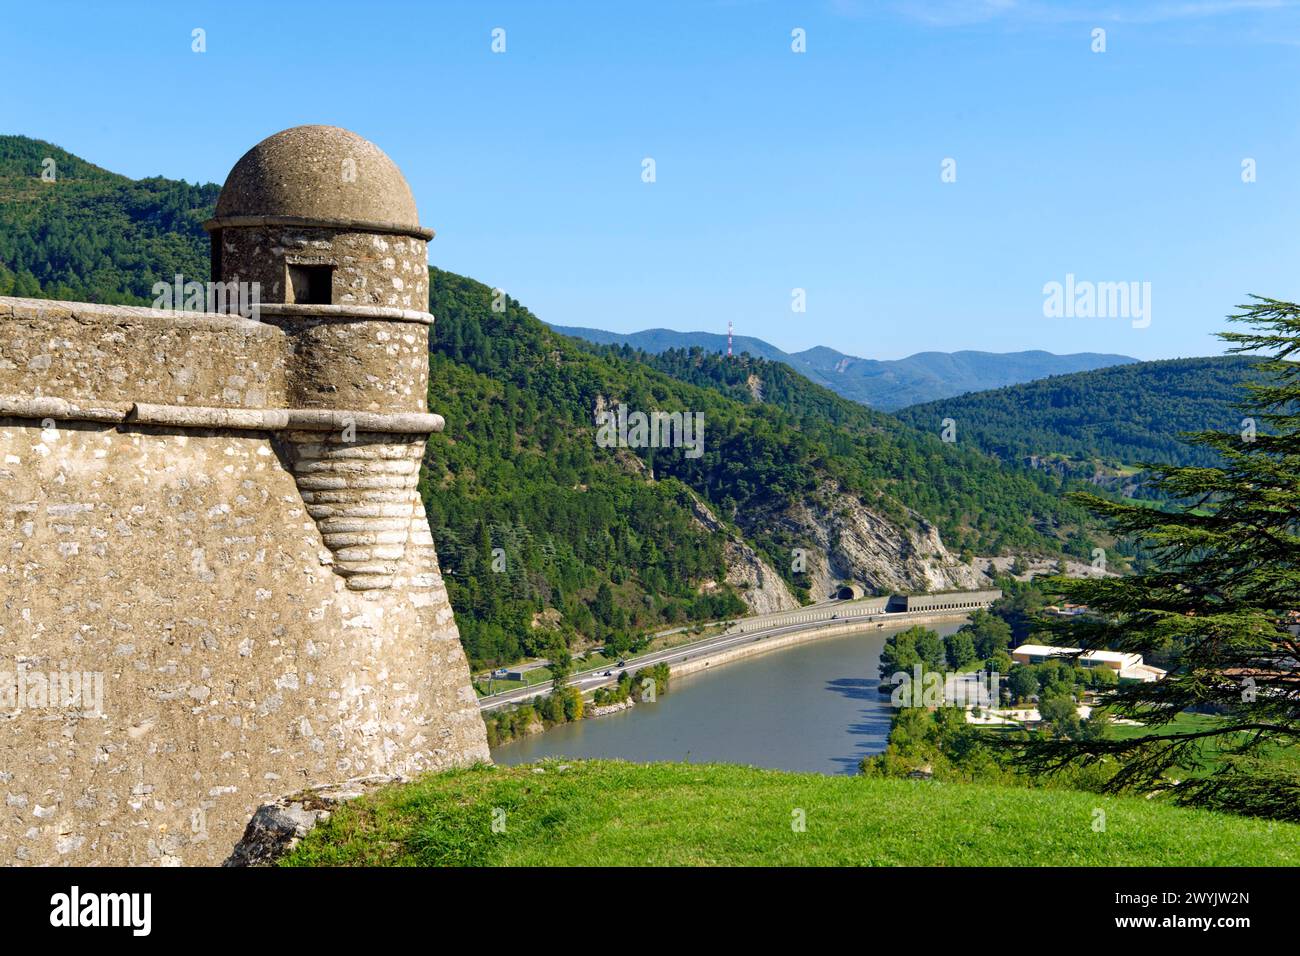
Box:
206;125;432;239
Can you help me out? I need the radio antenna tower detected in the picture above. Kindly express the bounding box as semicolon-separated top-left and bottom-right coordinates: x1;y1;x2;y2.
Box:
727;320;733;358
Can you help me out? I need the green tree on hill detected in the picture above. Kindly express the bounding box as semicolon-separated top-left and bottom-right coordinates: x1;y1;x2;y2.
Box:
990;577;1046;644
958;608;1012;659
1022;297;1300;821
1008;667;1039;704
1038;690;1081;739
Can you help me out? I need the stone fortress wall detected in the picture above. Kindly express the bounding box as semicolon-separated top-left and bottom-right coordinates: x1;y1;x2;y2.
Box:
0;126;490;865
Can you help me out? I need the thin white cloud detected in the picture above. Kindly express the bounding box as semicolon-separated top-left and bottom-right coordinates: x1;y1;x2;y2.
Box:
835;0;1295;27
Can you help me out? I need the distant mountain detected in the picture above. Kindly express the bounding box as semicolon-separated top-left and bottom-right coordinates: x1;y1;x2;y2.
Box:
549;324;1136;410
792;347;1141;410
548;326;806;370
892;356;1266;493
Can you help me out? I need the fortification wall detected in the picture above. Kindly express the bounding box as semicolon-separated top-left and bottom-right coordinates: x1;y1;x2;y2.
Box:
0;295;490;865
0;297;433;415
0;298;287;408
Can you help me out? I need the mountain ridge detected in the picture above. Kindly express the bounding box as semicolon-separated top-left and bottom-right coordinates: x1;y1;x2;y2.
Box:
548;322;1137;410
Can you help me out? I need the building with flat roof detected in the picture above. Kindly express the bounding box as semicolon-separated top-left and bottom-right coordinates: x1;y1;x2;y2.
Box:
1011;644;1165;682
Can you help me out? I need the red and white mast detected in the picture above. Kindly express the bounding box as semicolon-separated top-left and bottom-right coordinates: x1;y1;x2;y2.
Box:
727;320;733;358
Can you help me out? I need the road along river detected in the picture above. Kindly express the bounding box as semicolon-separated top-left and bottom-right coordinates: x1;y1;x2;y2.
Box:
491;617;966;775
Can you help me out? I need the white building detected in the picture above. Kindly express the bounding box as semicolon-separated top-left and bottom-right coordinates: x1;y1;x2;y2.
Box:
1011;644;1166;682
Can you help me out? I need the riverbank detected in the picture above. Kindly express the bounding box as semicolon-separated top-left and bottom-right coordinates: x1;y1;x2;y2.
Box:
491;617;965;773
485;604;988;762
668;609;977;683
485;608;980;758
480;602;989;717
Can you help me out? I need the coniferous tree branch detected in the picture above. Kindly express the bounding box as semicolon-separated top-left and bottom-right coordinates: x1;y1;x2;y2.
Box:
1012;296;1300;821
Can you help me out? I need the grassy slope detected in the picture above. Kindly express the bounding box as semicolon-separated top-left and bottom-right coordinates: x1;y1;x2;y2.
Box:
282;760;1299;866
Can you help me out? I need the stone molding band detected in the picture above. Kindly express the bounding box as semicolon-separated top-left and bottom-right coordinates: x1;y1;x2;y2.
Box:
257;303;435;326
204;214;435;241
0;298;433;327
0;396;445;435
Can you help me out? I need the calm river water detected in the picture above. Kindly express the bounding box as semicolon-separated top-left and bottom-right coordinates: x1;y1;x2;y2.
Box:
491;618;965;775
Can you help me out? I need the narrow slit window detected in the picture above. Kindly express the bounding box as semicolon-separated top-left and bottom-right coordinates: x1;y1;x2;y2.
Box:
210;230;223;283
287;264;334;305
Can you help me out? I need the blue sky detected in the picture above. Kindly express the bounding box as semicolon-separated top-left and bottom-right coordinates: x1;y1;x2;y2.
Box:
6;0;1300;360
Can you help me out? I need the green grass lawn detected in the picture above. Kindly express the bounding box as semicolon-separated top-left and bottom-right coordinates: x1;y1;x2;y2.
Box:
1106;710;1300;777
281;759;1300;867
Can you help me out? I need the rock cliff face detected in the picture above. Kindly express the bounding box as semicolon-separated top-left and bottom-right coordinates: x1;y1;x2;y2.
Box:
593;396;990;615
684;480;990;615
686;495;801;615
751;485;989;601
723;538;802;615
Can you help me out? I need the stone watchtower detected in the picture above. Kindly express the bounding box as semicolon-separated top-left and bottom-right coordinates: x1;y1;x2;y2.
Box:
205;125;438;589
0;126;489;866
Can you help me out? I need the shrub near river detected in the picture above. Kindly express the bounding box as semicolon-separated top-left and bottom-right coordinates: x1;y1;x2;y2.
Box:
487;662;672;747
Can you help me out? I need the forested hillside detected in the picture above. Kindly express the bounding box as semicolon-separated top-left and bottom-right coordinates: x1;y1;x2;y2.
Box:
893;357;1265;473
422;270;751;665
0;134;1103;669
566;340;1099;558
0;135;216;303
423;276;1118;664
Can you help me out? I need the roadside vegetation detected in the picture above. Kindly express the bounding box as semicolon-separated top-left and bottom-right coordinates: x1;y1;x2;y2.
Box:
485;659;671;748
593;662;670;707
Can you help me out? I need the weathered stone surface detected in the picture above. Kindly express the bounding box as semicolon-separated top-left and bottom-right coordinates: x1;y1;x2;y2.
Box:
223;775;401;867
687;493;801;615
224;803;329;867
220;228;431;315
213;125;426;236
0;418;489;865
0;125;489;867
0;298;285;409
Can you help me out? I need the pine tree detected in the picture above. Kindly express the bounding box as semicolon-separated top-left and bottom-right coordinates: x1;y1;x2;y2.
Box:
1022;297;1300;820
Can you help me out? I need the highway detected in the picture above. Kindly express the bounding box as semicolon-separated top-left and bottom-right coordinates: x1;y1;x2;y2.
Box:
477;599;988;712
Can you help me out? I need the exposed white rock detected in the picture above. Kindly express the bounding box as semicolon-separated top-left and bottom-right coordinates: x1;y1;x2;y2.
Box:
754;484;991;600
686;494;801;615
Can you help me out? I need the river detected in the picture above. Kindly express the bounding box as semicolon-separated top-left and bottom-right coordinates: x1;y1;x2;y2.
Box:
491;617;966;775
